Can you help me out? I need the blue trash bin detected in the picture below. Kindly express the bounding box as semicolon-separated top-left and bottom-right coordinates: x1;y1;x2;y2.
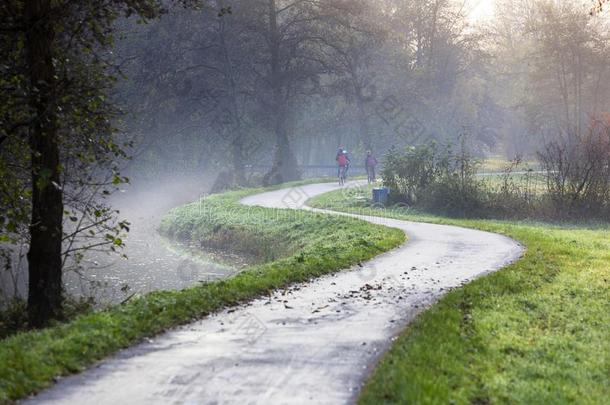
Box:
372;187;390;205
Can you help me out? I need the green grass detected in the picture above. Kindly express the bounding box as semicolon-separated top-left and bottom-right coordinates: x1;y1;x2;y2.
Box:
309;189;610;404
477;172;548;196
0;182;405;403
479;156;537;172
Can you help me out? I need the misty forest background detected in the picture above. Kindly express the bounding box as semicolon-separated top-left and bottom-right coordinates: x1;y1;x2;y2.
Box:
116;0;610;184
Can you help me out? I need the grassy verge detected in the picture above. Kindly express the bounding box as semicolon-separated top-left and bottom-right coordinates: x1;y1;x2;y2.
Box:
479;156;537;172
309;188;610;404
0;182;404;403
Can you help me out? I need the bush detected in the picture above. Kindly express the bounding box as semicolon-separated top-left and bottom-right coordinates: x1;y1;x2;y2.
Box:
423;174;488;217
381;139;489;217
0;299;27;339
381;144;442;205
380;127;610;221
538;126;610;219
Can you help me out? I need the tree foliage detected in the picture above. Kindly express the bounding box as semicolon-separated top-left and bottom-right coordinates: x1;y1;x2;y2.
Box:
0;0;162;325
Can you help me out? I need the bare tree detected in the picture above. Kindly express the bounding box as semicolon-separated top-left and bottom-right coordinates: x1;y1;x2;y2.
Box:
240;0;361;184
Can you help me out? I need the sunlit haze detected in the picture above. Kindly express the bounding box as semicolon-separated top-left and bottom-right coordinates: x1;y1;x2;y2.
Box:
467;0;496;21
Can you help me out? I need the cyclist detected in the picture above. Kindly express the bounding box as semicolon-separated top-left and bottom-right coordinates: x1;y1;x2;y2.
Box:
336;148;350;185
365;150;378;184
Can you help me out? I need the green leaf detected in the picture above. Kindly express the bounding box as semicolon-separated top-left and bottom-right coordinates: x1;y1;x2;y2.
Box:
6;221;16;233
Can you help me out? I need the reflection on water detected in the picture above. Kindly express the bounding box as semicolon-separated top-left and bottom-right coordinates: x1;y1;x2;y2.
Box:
66;221;239;306
2;176;240;307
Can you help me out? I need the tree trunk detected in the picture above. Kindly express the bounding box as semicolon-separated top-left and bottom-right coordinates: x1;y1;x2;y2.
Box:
264;0;300;185
218;0;246;185
25;0;64;327
231;133;246;185
266;114;300;185
355;89;371;150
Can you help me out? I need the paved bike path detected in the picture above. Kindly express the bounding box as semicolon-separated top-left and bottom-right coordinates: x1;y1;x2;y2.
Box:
26;182;523;404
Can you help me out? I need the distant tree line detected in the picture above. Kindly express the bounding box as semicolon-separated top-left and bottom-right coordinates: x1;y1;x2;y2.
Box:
116;1;610;184
116;0;503;185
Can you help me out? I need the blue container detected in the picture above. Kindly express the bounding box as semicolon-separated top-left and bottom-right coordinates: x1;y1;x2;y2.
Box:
372;187;390;205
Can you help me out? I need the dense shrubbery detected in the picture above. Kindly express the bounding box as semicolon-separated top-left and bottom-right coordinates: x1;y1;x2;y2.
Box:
381;129;610;221
538;126;610;217
382;140;490;217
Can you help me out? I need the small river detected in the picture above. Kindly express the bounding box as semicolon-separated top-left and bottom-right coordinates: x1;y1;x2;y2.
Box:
1;178;239;307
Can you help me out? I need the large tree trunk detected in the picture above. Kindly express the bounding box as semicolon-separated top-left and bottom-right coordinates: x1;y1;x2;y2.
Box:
265;114;300;185
231;132;246;185
218;1;246;185
25;0;64;327
264;0;301;185
355;89;371;150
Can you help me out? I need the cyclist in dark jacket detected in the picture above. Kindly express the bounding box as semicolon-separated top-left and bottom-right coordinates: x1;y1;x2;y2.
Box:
365;150;378;183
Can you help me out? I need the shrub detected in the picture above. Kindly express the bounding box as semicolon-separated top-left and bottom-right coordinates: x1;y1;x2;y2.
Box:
381;143;442;205
538;125;610;218
380;127;610;221
423;174;488;217
424;138;488;216
381;139;489;217
483;158;541;219
0;299;27;339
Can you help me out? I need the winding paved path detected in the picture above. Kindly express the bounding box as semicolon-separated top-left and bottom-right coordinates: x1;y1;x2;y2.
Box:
26;182;523;405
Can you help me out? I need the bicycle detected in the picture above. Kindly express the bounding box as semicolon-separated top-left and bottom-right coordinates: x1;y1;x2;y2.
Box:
366;166;376;184
338;164;349;186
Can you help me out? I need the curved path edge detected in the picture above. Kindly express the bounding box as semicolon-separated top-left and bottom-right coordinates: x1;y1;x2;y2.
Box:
26;182;524;405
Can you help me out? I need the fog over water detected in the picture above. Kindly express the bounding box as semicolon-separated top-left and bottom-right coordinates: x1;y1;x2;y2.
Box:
76;176;237;304
2;175;241;306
